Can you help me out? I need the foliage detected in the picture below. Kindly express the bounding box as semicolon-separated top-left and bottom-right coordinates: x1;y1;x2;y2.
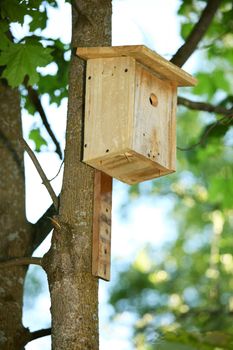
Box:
29;127;47;151
110;1;233;349
1;0;233;348
0;0;70;150
0;39;53;87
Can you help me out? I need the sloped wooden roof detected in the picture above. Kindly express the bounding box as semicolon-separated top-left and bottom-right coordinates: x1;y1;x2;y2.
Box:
77;45;197;87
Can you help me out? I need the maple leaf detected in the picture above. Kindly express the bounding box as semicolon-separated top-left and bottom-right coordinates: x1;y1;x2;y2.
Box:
0;42;53;87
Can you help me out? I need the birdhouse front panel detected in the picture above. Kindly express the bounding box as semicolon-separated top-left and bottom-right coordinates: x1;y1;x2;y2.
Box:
77;45;197;185
83;56;136;167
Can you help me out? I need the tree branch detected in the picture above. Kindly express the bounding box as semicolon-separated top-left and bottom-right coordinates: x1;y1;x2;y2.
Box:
21;138;59;211
26;85;63;160
178;96;233;117
48;160;64;181
29;328;51;342
177;307;233;319
0;257;42;268
30;202;58;252
171;0;222;67
177;115;233;151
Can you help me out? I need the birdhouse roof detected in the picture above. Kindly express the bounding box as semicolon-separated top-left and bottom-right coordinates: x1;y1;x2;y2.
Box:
76;45;197;87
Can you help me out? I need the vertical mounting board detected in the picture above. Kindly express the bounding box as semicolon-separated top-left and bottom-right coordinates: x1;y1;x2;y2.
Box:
92;171;112;281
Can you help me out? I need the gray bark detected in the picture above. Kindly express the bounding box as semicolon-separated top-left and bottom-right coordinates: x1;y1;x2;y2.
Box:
0;83;30;349
44;1;111;349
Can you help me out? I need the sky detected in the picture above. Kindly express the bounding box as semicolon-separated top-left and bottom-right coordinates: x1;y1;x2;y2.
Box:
18;0;194;349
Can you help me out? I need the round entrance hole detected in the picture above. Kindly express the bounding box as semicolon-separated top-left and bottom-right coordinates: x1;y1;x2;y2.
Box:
149;93;158;107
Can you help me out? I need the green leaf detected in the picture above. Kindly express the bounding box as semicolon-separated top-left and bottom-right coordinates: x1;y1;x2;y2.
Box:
192;72;216;98
192;69;231;99
36;40;70;105
0;42;53;87
181;23;193;40
0;20;11;50
0;19;9;32
22;95;37;115
178;1;195;18
27;0;42;8
0;0;27;24
29;128;47;152
212;70;231;93
209;176;233;208
0;31;11;50
29;9;48;31
219;95;233;109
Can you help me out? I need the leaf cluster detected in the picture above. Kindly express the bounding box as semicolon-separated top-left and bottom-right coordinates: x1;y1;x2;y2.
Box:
0;0;70;150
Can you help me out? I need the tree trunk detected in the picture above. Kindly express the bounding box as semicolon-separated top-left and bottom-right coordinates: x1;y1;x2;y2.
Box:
45;1;111;349
0;82;30;349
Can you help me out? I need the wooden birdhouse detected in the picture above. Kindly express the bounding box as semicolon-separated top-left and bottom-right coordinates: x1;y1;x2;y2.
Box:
77;45;196;185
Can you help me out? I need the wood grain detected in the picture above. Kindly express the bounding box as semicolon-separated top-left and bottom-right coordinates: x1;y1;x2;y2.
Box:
133;63;176;172
83;56;135;162
92;171;112;281
78;45;195;184
77;45;197;86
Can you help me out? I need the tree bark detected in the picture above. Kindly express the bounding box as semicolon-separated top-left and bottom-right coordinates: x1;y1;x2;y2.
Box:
0;82;30;349
44;1;111;349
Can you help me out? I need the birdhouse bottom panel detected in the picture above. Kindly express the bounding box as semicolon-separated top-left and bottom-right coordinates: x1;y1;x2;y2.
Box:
85;149;174;185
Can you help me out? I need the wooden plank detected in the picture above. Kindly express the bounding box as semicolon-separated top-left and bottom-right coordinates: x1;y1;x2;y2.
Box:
133;62;176;171
92;171;112;281
77;45;197;87
83;56;135;163
87;149;172;185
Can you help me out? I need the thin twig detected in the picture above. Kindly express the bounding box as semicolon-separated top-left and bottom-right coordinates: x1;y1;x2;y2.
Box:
22;138;59;210
26;85;63;160
0;257;42;268
49;160;64;181
178;96;233;117
177;116;232;151
171;0;222;67
29;328;51;342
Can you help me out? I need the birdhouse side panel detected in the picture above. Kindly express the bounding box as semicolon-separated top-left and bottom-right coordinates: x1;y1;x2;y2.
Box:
133;63;177;173
167;84;177;171
83;57;136;165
